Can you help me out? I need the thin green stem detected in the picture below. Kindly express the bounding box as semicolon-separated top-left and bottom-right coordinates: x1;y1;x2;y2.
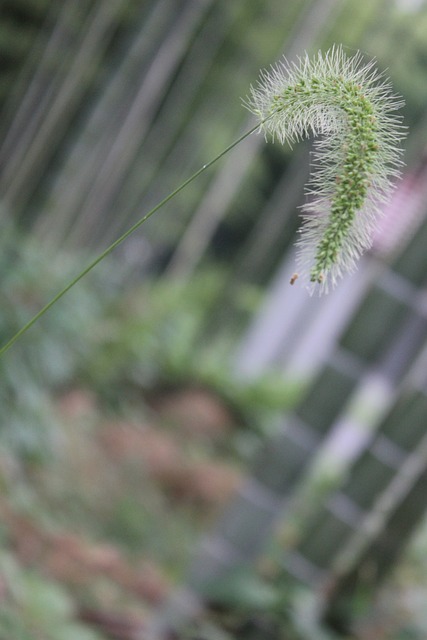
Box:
0;122;262;357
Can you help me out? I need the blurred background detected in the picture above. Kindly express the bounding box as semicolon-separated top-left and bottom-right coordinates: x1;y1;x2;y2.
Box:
2;0;427;638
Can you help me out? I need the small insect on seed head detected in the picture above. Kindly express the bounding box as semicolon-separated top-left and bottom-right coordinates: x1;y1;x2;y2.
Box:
290;273;299;285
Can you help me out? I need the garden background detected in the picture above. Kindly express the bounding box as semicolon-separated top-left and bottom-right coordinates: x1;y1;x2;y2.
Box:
2;0;427;638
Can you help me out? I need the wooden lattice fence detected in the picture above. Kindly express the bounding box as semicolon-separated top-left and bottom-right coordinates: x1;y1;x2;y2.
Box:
148;160;427;637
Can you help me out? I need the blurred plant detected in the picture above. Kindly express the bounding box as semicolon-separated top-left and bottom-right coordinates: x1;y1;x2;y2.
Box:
82;269;301;445
0;46;405;355
87;269;232;393
176;571;337;640
0;225;298;471
0;228;112;461
0;552;103;640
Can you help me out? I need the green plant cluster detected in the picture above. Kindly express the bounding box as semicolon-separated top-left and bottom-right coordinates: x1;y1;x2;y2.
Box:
0;231;109;460
0;553;102;640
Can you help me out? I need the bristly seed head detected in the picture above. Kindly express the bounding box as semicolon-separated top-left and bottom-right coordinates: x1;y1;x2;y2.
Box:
245;45;406;294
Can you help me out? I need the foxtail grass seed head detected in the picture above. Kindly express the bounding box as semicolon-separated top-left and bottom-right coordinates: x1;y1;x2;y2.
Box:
246;45;406;294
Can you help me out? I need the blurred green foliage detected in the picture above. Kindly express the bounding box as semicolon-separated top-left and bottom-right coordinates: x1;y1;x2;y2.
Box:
0;229;110;461
0;553;102;640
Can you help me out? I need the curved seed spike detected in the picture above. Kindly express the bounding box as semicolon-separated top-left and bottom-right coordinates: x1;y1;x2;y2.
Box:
246;45;406;294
